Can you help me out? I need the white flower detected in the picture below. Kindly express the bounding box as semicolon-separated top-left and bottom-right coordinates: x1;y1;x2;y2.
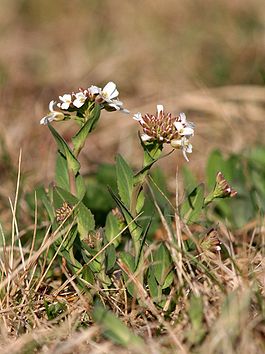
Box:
171;136;193;161
58;94;72;110
174;121;194;138
73;92;87;108
101;81;119;101
96;81;130;113
40;101;64;125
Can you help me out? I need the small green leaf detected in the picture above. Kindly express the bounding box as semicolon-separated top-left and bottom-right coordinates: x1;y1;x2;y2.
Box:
180;184;205;224
116;154;134;209
45;301;66;321
93;305;143;347
48;124;80;174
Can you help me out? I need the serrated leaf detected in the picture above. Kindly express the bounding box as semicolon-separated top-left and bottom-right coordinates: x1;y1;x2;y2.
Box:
72;104;101;156
48;124;80;174
116;154;134;209
180;184;205;224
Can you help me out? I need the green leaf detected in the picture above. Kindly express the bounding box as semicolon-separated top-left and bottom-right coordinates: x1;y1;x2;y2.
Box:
37;187;55;222
182;165;198;195
75;173;86;199
180;184;205;224
119;251;136;297
45;301;66;321
162;270;174;289
116;154;134;209
187;295;205;344
72;104;101;156
105;244;116;273
109;189;142;243
105;211;122;248
135;140;163;184
93;305;143;347
55;152;70;191
206;149;225;189
153;244;172;286
148;271;159;300
48;124;80;174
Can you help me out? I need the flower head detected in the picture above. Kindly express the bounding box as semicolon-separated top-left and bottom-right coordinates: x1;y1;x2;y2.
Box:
199;228;222;260
214;172;238;198
134;105;194;160
40;101;65;125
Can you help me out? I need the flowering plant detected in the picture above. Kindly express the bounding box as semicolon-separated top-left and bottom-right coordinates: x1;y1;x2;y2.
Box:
39;81;236;304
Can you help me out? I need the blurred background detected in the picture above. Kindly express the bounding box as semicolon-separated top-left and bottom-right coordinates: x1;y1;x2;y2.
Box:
0;0;265;198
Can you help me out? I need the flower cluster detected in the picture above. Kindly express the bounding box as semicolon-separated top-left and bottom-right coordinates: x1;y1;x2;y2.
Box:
199;228;222;259
40;81;129;125
134;105;195;161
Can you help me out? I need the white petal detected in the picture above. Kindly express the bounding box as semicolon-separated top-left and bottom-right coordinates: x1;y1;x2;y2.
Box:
141;134;152;142
157;104;164;115
49;100;56;112
186;143;193;153
120;108;130;114
133;112;143;122
60;94;72;102
61;102;70;110
181;127;194;137
182;150;189;162
40;113;55;125
89;85;101;95
73;99;84;108
174;121;184;131
179;112;187;123
103;81;119;99
171;139;182;149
